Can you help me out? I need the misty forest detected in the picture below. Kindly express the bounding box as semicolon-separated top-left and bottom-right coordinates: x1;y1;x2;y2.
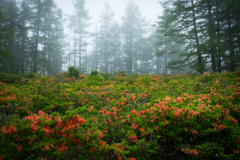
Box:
0;0;239;75
0;0;240;160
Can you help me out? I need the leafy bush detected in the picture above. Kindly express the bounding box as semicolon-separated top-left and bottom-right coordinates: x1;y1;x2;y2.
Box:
53;71;69;83
114;70;127;76
86;73;104;87
137;73;151;85
90;70;99;76
0;72;19;83
67;66;80;78
100;72;113;80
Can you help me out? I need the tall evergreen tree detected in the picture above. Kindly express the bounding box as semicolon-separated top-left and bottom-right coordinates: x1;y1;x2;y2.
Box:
0;6;14;72
72;0;90;72
90;23;100;71
121;1;146;75
98;2;114;73
156;0;208;74
109;22;121;73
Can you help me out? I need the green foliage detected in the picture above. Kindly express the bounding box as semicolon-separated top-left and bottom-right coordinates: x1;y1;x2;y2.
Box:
90;70;99;76
0;72;18;83
53;71;69;83
100;72;113;80
0;72;39;84
137;73;151;85
67;66;80;78
86;74;104;87
114;71;127;76
0;7;14;70
0;71;240;159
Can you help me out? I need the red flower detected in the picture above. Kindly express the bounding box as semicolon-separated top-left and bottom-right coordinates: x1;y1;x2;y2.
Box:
43;126;50;134
1;126;7;134
16;145;22;152
44;145;49;150
30;123;38;132
29;138;34;144
89;148;95;152
233;149;239;154
76;115;85;125
99;140;105;148
38;110;45;115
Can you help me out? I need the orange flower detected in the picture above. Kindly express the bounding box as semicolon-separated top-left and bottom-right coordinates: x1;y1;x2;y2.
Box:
30;123;38;132
1;126;7;134
43;126;50;133
75;115;85;125
218;124;227;132
38;110;45;115
131;110;137;114
16;145;22;152
233;149;239;154
29;137;34;144
165;96;171;101
89;148;95;152
192;130;198;134
139;128;145;132
141;94;147;99
44;145;49;150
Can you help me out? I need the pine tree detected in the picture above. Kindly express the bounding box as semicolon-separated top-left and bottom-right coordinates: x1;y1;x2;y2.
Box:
98;2;114;73
0;6;14;72
72;0;91;72
121;1;146;75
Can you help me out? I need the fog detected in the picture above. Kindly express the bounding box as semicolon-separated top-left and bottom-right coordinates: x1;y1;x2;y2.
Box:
55;0;163;30
1;0;239;75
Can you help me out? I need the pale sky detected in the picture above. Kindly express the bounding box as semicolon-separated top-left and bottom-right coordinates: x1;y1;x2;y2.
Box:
54;0;163;32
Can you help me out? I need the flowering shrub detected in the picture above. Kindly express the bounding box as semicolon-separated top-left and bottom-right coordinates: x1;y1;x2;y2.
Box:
0;70;240;159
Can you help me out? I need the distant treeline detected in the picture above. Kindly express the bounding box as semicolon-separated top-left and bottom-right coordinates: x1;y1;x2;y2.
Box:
0;0;239;76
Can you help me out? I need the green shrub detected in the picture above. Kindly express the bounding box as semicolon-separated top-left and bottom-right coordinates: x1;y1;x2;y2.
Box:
137;73;151;85
0;72;19;83
86;74;104;86
67;66;80;78
90;70;99;76
100;72;113;80
114;71;127;76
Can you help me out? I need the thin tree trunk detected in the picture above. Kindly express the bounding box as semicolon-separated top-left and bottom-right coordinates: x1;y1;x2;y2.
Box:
207;1;216;72
216;0;222;73
74;32;76;67
34;0;41;73
191;0;203;74
227;0;235;72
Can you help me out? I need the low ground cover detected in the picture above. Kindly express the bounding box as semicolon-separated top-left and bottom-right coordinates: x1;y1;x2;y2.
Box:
0;70;240;160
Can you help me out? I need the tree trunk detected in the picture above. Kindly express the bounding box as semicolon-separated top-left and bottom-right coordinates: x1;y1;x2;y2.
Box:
191;0;203;74
34;0;41;73
227;0;235;72
207;1;216;72
216;0;222;73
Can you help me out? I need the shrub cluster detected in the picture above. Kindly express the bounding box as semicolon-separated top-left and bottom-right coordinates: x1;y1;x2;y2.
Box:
67;66;80;78
0;70;240;159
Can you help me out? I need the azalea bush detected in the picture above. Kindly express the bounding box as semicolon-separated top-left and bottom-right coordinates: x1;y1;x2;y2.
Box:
0;70;240;159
